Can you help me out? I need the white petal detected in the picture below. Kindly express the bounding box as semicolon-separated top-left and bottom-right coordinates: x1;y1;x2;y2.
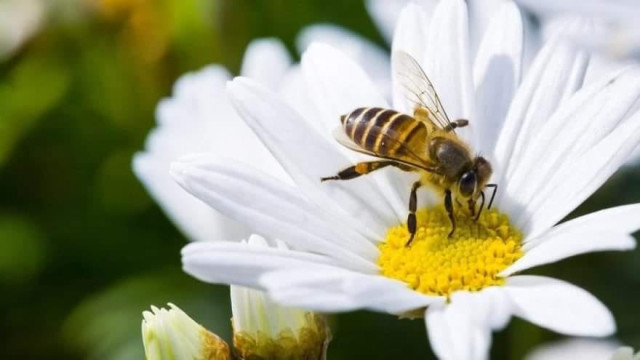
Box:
300;43;407;220
504;276;615;337
572;21;640;61
502;232;635;277
277;65;326;135
134;65;286;242
365;0;415;43
522;110;640;236
228;76;398;239
260;268;444;314
515;0;640;21
171;155;379;271
521;7;542;75
612;347;638;360
583;47;634;85
261;269;365;312
182;240;346;289
425;292;493;360
538;203;640;241
302;42;388;128
424;0;476;147
240;38;292;90
493;20;590;189
473;287;514;331
151;65;290;181
295;24;391;99
467;0;509;57
503;205;640;275
133;153;248;241
391;3;430;113
504;67;640;226
391;3;429;60
472;2;523;155
525;338;621;360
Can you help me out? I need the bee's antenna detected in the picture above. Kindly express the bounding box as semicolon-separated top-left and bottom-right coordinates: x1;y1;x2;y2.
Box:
486;183;498;209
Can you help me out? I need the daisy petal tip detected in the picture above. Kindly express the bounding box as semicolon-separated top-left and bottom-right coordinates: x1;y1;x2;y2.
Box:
302;41;343;62
180;241;202;256
399;2;423;16
303;41;326;55
506;276;617;337
131;152;149;175
169;160;192;188
627;236;637;250
224;78;235;92
579;310;616;338
602;318;617;337
226;76;257;94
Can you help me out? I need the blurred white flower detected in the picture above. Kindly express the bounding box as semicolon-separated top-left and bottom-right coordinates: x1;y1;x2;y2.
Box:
142;303;231;360
132;38;292;242
516;0;640;60
612;347;640;360
524;338;640;360
228;235;330;360
0;0;46;60
173;1;640;359
525;339;621;360
513;1;640;165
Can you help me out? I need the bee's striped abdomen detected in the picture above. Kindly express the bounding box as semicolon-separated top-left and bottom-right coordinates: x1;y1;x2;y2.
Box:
341;107;426;157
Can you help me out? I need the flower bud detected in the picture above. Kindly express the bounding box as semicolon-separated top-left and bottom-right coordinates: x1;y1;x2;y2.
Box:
142;303;231;360
231;286;330;360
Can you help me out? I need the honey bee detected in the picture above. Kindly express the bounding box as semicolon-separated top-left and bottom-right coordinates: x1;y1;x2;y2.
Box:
321;51;497;246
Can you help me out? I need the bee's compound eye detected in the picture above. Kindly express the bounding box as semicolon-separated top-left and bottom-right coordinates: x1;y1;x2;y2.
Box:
459;171;476;198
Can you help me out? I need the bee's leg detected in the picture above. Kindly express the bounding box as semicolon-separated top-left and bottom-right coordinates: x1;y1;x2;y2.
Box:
443;119;469;132
405;180;422;247
444;189;456;238
320;161;396;182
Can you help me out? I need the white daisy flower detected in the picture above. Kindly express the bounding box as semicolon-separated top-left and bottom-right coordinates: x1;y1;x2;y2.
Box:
525;338;622;360
173;0;640;358
231;235;330;360
515;0;640;61
0;0;46;60
142;303;231;360
612;347;640;360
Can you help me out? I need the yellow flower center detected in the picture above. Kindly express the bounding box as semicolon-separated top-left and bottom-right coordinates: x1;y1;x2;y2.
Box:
377;206;523;297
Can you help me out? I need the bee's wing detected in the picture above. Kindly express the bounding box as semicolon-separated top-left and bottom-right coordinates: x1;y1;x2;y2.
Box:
393;51;454;133
332;127;434;172
332;127;379;157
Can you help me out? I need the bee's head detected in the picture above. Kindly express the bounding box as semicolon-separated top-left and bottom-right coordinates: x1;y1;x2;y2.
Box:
458;156;492;199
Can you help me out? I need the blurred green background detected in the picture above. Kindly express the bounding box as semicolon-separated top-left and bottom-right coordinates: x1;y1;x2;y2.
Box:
0;0;638;359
